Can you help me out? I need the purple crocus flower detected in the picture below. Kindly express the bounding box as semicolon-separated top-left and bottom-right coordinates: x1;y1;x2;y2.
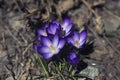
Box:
67;52;79;65
47;21;60;35
38;35;65;59
37;23;49;37
61;17;73;37
67;30;87;49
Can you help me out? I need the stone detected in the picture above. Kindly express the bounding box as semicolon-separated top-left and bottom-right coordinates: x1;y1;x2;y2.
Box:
79;66;99;79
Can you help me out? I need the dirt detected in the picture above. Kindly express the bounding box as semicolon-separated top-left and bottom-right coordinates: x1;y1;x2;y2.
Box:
0;0;120;80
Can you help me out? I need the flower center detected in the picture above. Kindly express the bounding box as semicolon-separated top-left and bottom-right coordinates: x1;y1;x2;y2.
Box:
50;45;56;53
44;31;47;36
61;28;65;35
75;40;79;47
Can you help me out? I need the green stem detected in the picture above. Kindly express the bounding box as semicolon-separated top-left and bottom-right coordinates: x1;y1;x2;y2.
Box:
38;57;49;77
68;65;72;72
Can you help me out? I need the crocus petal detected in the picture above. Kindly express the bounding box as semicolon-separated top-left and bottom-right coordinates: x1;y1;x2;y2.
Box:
36;36;41;41
48;23;58;35
37;29;44;35
67;37;74;44
65;23;73;33
39;46;50;54
42;37;52;47
73;31;79;41
62;17;70;30
58;39;65;49
78;30;87;48
53;35;59;47
69;52;77;59
54;49;60;55
44;23;49;28
64;31;71;37
67;52;79;65
43;53;54;59
33;43;38;52
52;20;59;26
50;23;57;34
37;29;47;36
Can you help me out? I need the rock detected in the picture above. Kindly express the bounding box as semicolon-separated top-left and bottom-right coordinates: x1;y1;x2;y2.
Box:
103;14;120;34
78;78;86;80
79;66;99;80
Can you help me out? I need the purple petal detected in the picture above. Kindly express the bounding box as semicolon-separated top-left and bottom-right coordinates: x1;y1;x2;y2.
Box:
53;35;59;47
43;53;54;59
67;37;74;44
65;23;73;33
44;23;49;28
73;31;79;41
54;49;60;55
52;20;59;26
37;29;47;36
48;23;58;35
33;43;38;52
39;46;50;54
62;17;70;30
58;39;65;49
67;52;79;65
36;36;41;41
51;24;57;34
64;31;71;37
47;27;52;35
78;30;87;47
41;37;52;47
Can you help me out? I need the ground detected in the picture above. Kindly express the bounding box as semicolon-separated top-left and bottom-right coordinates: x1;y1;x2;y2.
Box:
0;0;120;80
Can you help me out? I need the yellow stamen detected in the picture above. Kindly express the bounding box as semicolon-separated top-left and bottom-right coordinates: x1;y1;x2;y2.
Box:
61;28;65;35
75;40;79;47
50;45;56;53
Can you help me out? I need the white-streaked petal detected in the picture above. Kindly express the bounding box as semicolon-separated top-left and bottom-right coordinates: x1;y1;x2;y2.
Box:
62;17;70;30
58;39;65;49
43;53;54;59
39;46;50;54
50;23;57;34
78;30;87;48
42;37;52;47
53;35;59;47
54;49;60;55
65;31;71;37
65;24;72;33
37;29;47;36
73;31;79;41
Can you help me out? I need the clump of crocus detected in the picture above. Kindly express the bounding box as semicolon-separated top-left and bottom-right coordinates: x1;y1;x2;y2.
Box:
34;17;87;64
33;16;89;79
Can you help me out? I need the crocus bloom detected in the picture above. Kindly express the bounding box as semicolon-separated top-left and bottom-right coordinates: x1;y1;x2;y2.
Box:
61;17;73;37
67;52;79;65
37;23;49;37
38;35;65;59
67;30;87;49
47;21;60;35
